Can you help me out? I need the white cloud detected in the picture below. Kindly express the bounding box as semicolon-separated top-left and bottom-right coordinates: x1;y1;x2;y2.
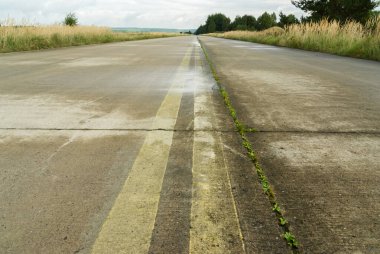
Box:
0;0;303;28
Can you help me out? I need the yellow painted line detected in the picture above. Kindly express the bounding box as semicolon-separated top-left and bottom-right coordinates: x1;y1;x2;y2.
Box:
91;48;192;254
190;47;245;253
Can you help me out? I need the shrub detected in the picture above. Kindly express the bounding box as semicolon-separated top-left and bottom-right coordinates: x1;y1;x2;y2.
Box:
64;13;78;27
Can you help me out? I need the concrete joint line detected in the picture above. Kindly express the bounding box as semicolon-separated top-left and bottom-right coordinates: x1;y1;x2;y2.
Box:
0;127;240;133
256;130;380;135
91;47;193;254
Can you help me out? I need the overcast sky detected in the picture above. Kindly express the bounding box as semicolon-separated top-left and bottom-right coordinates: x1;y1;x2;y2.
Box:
0;0;304;28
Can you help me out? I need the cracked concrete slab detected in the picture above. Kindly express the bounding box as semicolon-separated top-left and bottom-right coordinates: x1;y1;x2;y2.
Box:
200;35;380;253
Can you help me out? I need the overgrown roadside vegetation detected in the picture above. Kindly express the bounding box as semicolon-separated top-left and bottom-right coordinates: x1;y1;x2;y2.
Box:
0;25;180;53
198;37;300;252
209;17;380;61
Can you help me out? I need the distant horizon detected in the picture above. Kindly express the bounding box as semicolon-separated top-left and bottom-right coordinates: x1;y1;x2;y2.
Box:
112;27;196;30
112;27;196;33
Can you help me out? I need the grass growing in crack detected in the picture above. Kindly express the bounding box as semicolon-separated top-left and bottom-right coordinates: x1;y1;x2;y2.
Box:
220;86;246;135
262;181;270;194
273;203;282;213
284;232;299;248
280;218;288;226
198;36;300;252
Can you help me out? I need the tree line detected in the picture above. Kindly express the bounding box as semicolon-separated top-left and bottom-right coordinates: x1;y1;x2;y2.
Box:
195;12;298;34
195;0;379;35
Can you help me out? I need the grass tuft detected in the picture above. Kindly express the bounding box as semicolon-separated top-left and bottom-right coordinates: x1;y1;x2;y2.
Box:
280;218;288;226
284;232;299;248
273;203;282;213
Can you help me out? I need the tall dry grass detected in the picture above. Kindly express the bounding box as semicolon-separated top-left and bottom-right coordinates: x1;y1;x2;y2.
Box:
210;18;380;61
0;25;179;53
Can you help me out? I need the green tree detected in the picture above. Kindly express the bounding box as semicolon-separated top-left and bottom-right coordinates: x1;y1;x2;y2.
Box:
208;20;216;33
64;13;78;26
195;24;207;35
230;15;257;30
230;16;243;30
292;0;379;23
278;12;300;27
257;12;277;30
205;13;231;32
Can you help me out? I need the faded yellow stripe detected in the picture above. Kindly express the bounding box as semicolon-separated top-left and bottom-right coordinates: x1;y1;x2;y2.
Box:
91;48;192;254
190;48;245;253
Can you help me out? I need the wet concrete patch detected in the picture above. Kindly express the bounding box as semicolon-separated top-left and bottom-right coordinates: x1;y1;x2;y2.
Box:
148;52;195;253
148;130;193;254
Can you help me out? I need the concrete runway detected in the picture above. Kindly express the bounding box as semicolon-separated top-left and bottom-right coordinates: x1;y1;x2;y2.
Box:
0;35;379;253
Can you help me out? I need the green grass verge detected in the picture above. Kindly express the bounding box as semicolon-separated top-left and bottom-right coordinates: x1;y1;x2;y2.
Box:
198;37;300;251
